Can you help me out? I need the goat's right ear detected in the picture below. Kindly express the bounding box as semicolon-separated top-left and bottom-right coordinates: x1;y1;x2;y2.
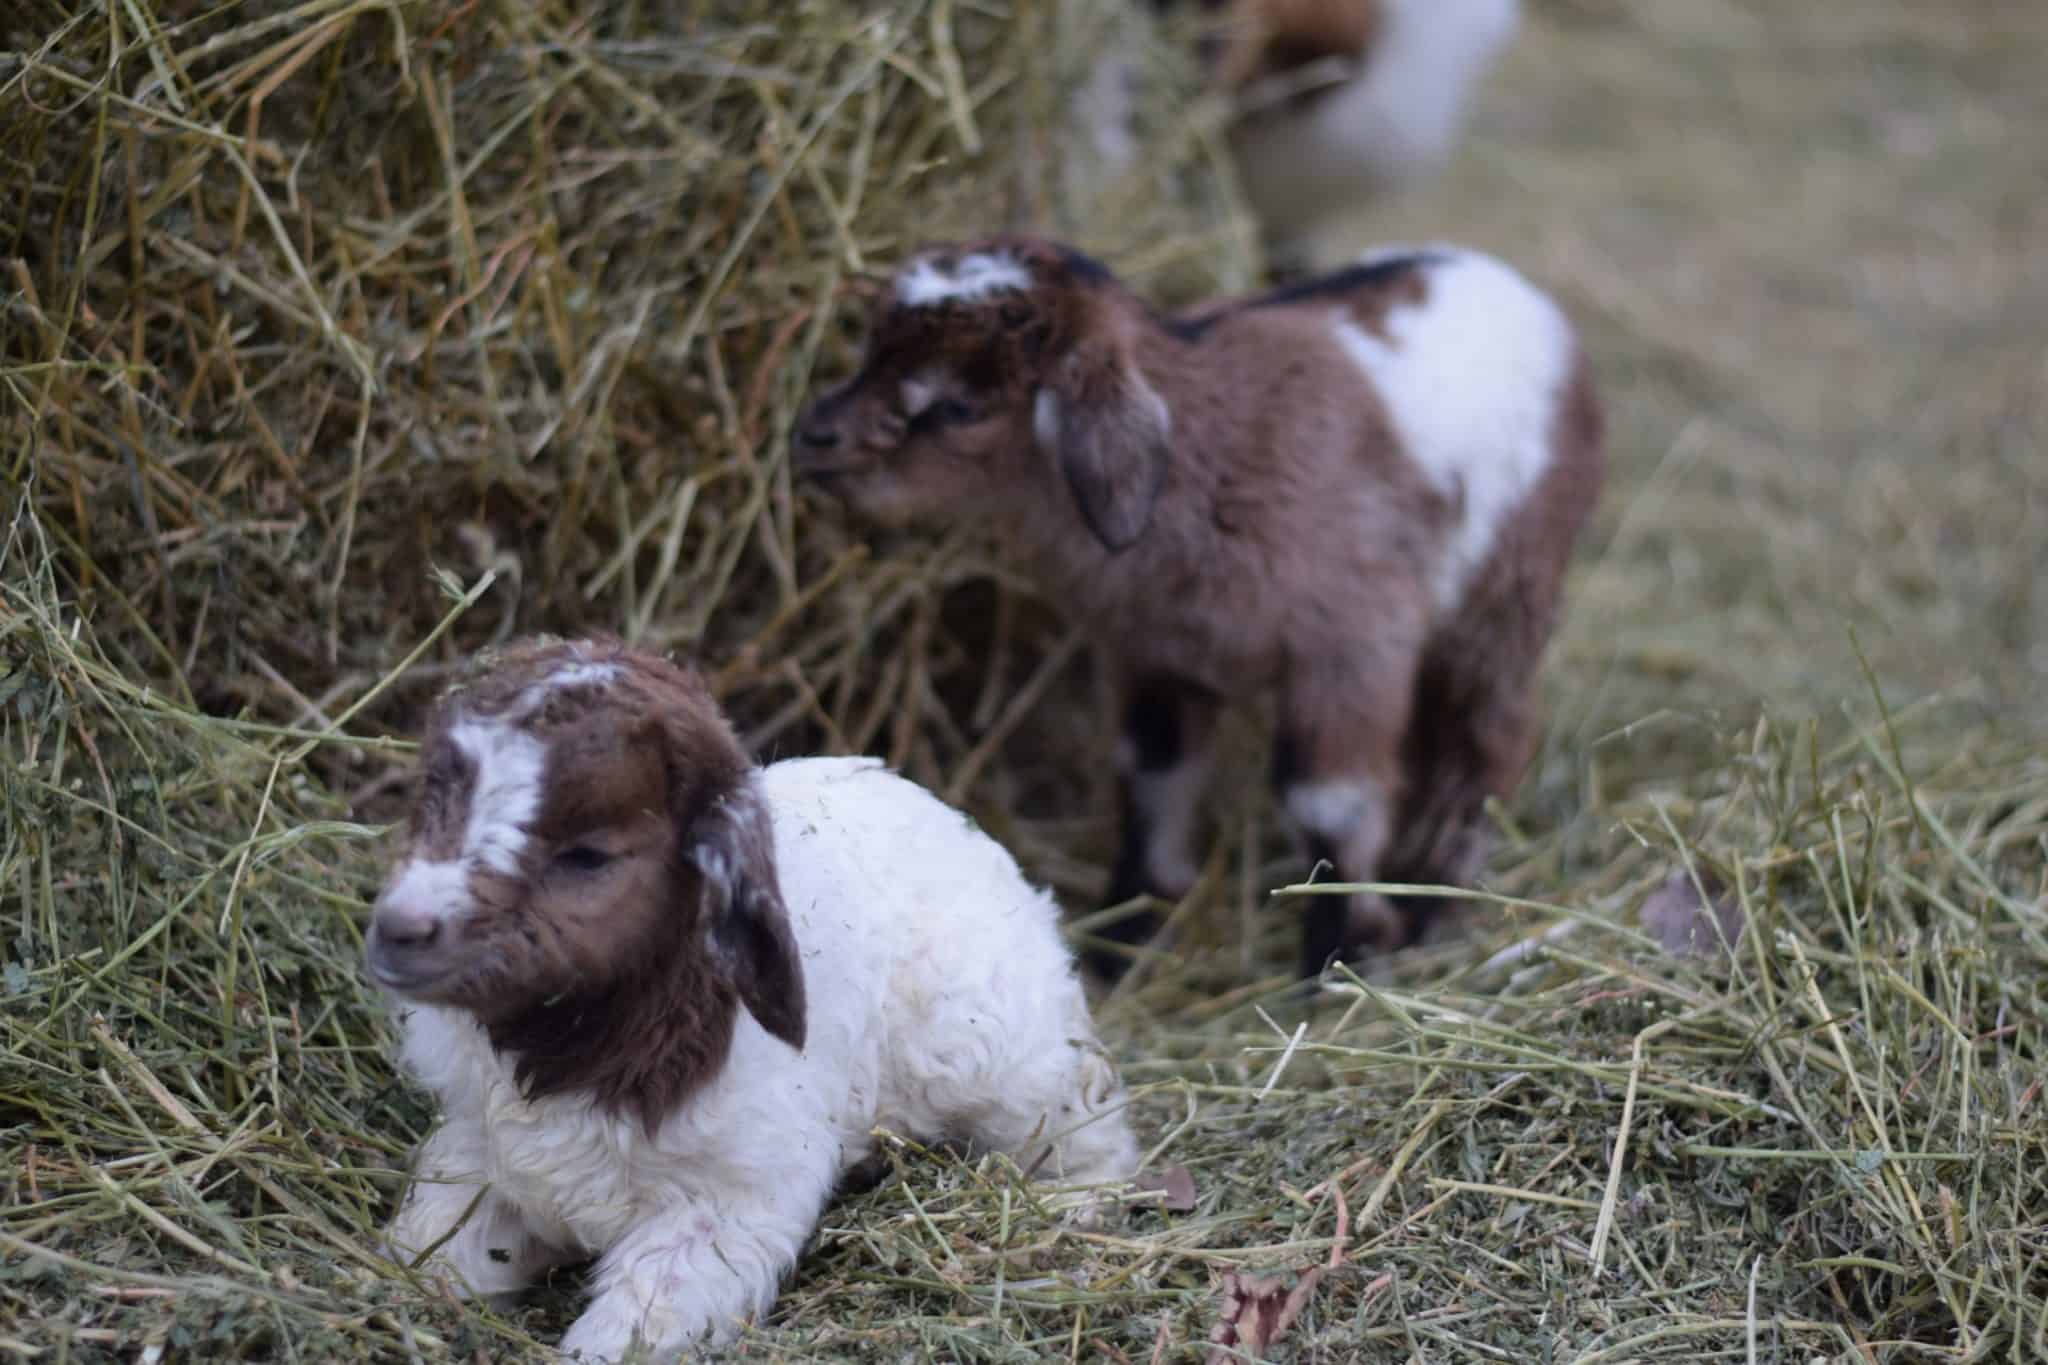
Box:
1035;340;1172;553
686;782;807;1053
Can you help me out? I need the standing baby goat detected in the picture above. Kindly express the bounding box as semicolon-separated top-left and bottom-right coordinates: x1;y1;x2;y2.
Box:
793;238;1603;979
1077;0;1522;274
1202;0;1522;272
365;638;1138;1361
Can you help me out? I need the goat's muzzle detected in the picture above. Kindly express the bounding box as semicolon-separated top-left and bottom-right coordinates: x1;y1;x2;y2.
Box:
790;420;841;471
789;392;861;482
366;889;460;996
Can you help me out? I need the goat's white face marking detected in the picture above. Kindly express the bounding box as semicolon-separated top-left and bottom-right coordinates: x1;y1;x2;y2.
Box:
452;717;550;876
895;252;1031;308
541;661;622;693
384;713;550;930
1330;248;1573;612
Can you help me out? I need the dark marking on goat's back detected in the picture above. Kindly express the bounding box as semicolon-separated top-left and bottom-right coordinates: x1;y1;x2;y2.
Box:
1260;253;1440;310
1169;252;1442;341
1058;246;1116;286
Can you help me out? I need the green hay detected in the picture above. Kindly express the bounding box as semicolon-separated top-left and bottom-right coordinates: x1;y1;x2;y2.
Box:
5;0;2048;1361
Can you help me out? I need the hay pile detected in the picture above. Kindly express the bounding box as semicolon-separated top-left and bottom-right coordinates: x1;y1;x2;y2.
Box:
5;0;2047;1360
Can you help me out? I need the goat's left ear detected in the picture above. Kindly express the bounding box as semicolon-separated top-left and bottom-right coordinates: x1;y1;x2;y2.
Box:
687;782;807;1052
1035;338;1172;553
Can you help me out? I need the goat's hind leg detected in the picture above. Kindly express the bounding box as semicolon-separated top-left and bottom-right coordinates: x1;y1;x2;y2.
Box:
950;1046;1139;1225
1382;653;1537;941
939;976;1140;1222
1274;653;1418;979
1385;526;1572;941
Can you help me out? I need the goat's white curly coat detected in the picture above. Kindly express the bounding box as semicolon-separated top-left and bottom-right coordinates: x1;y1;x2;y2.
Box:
386;756;1138;1360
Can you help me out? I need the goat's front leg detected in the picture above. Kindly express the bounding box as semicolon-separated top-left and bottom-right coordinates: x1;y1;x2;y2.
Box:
558;1161;837;1362
1089;672;1222;979
385;1119;567;1301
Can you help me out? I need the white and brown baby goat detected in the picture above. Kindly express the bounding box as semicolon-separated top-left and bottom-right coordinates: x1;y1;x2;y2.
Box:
365;638;1138;1361
1082;0;1522;273
793;238;1602;980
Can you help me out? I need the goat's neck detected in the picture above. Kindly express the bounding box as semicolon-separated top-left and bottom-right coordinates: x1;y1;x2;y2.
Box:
987;331;1221;601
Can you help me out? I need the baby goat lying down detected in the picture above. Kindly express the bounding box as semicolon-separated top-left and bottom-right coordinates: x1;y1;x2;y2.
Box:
366;639;1138;1361
793;238;1603;980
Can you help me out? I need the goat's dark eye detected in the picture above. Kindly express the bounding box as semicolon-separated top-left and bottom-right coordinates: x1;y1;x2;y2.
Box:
554;845;613;874
906;395;983;435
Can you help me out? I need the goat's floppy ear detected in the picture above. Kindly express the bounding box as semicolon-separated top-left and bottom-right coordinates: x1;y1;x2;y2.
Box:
687;782;807;1052
1035;339;1172;552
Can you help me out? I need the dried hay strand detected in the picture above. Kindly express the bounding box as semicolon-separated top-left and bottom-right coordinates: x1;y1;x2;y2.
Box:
5;0;2048;1361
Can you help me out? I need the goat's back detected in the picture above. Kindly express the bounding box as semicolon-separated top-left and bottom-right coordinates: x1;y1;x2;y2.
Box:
756;756;1099;1136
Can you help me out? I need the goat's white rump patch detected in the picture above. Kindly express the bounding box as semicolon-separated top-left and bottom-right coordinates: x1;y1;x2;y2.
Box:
449;716;549;877
1330;246;1573;612
895;253;1031;308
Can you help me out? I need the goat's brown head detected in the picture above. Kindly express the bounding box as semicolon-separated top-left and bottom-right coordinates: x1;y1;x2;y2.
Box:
792;237;1173;552
365;637;805;1127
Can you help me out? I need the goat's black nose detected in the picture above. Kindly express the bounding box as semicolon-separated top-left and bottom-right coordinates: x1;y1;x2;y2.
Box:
365;874;461;995
794;424;839;452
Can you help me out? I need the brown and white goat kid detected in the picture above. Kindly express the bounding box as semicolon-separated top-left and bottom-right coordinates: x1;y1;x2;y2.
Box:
792;238;1602;980
1080;0;1522;273
365;638;1137;1361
